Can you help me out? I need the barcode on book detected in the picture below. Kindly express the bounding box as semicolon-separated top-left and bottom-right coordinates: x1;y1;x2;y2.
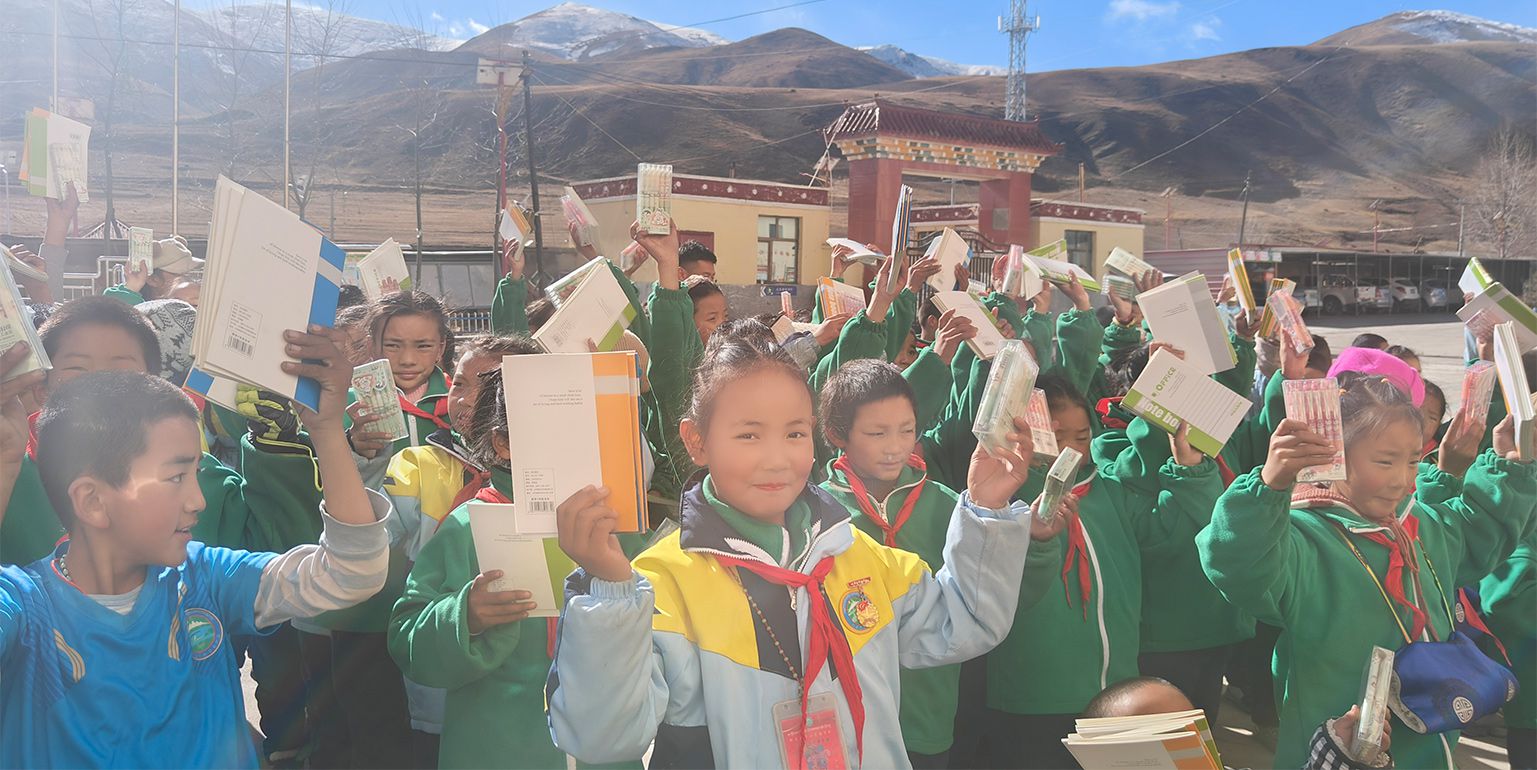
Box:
226;334;253;356
527;499;554;514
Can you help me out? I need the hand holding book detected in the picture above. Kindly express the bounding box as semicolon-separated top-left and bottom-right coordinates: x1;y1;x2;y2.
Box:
556;485;633;583
1029;491;1074;542
932;309;979;366
465;570;538;634
0;342;47;483
967;415;1036;510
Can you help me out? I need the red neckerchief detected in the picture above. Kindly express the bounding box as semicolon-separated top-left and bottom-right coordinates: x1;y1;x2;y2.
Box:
25;411;40;460
1095;398;1128;430
448;469;494;512
470;485;558;657
1295;486;1432;640
713;554;865;763
830;454;928;547
1060;475;1097;618
1459;588;1510;664
399;393;452;433
1213;455;1237;488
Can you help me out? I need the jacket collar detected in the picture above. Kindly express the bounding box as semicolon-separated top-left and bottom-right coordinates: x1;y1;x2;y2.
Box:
679;480;852;571
425;428;482;472
822;458;926;506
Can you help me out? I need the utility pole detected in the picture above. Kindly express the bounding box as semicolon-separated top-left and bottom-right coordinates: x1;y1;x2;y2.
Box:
1160;186;1174;250
999;0;1040;122
1236;171;1252;247
520;49;545;283
413;106;424;282
172;0;180;232
283;0;292;209
1457;200;1465;257
51;0;59;110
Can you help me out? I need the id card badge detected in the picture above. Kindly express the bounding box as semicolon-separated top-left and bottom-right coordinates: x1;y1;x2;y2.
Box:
773;693;849;770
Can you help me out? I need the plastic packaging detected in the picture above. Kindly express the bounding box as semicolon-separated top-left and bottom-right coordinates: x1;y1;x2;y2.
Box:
972;340;1041;456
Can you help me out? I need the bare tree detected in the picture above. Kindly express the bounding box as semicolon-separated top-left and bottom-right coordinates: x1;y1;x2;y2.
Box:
289;0;355;220
206;0;280;179
1466;126;1537;263
78;0;144;238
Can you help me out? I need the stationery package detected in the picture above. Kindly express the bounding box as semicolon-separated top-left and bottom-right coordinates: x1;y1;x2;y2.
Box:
972;339;1041;457
637;163;674;235
1282;378;1347;482
350;359;409;441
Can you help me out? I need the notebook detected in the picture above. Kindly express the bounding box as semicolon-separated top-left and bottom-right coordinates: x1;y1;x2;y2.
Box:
1024;239;1102;293
818;277;868;318
355;238;413;300
1493;322;1535;460
1136;272;1237;375
1458;281;1537;352
1063;709;1221;770
533;261;637;354
922;228;969;293
0;261;50;381
931;291;1008;360
466;502;580;617
1124;349;1252;457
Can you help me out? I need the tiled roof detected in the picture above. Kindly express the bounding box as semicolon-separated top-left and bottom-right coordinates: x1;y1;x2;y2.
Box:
825;100;1061;155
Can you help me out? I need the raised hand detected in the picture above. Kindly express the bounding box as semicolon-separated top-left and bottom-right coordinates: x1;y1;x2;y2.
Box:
1261;418;1340;490
1061;274;1091;311
630;220;680;289
867;257;900;322
813;312;854;346
1108;284;1141;327
279;326;357;434
568;220;599;262
968;416;1035;510
501;237;526;280
1437;407;1483;477
931;309;978;365
1169;423;1205;467
0;343;47;482
1280;327;1314;380
1031;280;1055;314
555;485;632;583
906;255;942;294
1029;491;1075;542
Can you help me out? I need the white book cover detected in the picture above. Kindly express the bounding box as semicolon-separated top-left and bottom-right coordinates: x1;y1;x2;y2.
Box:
466;502;578;618
931;291;1006;360
1137;272;1237;375
1494;322;1535;460
128;227;154;275
41;112;92;202
356;238;413;300
0;262;51;381
2;245;46;282
533;262;638;353
1025;240;1102;293
1458;281;1537;352
1124;349;1252;457
1105;247;1157;279
922;228;969;293
825;237;884;266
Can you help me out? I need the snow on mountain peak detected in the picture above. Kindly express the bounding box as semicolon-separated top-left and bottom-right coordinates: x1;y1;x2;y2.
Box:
1387;10;1537;44
859;44;1005;78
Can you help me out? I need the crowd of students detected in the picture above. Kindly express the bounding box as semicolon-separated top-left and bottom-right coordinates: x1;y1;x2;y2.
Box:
0;188;1534;770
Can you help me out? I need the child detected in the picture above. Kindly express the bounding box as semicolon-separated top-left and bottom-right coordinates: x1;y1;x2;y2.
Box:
678;240;718;282
818;358;1066;767
347;290;454;467
0;329;392;768
686;277;728;345
980;374;1223;769
1198;373;1537;768
104;235;204;306
389;353;647;769
547;332;1043;768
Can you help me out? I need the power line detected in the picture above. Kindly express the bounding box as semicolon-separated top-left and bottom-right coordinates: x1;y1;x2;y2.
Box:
531;73;643;161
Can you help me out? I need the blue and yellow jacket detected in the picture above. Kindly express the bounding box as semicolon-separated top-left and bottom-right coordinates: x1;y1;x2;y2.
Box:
547;480;1036;768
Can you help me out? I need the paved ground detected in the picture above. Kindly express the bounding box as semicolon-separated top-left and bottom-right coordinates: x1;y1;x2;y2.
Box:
241;312;1514;769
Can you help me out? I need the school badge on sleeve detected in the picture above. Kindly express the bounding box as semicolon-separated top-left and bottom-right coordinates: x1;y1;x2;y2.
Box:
183;608;225;661
839;578;878;634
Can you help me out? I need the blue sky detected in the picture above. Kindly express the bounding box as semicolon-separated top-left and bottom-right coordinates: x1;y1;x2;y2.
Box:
276;0;1535;70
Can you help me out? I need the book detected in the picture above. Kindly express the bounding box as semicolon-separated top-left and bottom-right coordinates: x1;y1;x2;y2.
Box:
21;108;91;203
350;359;409;441
1024;240;1102;293
1136;272;1237;375
972;340;1041;457
1458;281;1537;352
502;351;647;534
1494;321;1535;461
818;277;867;318
499;204;530;245
355;238;413;301
128;227;154;276
533;260;637;354
1283;378;1347;482
825;238;884;267
1063;710;1221;770
780;290;795;318
1355;646;1396;766
771;314;795;344
1;245;46;283
922;228;969;293
1459;257;1494;297
1105;247;1158;280
1461;361;1497;430
0;261;51;381
545;257;609;307
889;185;913;295
1227;248;1257;317
465;502;579;618
1124;349;1252;457
1025;388;1060;457
190;176;344;412
1037;447;1082;526
637;163;673;235
561;186;601;251
931;290;1008;360
1001;245;1044;299
183;367;243;411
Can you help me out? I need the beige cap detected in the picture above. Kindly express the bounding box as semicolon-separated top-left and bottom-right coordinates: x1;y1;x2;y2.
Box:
152;235;204;275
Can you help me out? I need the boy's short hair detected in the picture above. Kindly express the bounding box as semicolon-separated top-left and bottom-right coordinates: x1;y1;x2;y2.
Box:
36;371;199;528
678;241;718;268
335;284;367;310
1082;676;1190;718
1350;333;1389;351
39;296;162;376
818;359;917;443
1307;334;1333;374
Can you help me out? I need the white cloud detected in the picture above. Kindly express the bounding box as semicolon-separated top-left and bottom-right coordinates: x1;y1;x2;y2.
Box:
1107;0;1181;21
467;18;489;34
1190;18;1222;40
430;10;444;22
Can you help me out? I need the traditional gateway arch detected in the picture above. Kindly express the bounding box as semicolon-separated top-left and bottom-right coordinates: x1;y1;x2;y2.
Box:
823;99;1062;253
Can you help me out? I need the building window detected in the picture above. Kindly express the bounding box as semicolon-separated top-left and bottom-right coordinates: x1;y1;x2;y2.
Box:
1065;230;1095;271
757;215;800;283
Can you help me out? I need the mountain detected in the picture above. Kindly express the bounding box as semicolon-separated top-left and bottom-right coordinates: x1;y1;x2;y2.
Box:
456;2;726;60
196;4;461;62
1316;10;1537;47
860;45;1006;79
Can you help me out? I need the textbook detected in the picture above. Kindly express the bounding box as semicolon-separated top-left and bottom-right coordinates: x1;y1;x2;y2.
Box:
1136;272;1237;375
545;256;608;306
1;245;46;283
972;340;1041;457
826;238;884;267
889;185;913;295
1355;646;1396;766
1283;378;1347;482
501;351;647;535
0;261;50;381
128;227;154;276
1458;281;1537;352
355;238;413;300
818;277;867;318
922;228;969;293
1227;248;1257;318
183;367;242;411
1063;709;1221;770
932;290;1007;360
1493;321;1535;461
1124;349;1252;457
637;163;673;235
499;204;530;245
533;260;637;354
1037;447;1082;526
1002;245;1045;299
1461;361;1497;430
191;176;344;413
21;108;91;202
466;502;579;618
1024;240;1102;293
350;359;409;442
1105;247;1158;280
561;186;601;251
1459;256;1494;296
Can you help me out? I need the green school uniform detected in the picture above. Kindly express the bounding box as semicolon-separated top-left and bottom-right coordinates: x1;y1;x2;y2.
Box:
491;263;652;348
389;485;646;770
1197;454;1537;769
645;286;705;522
1480;535;1537;730
1;437;323;566
987;458;1223;715
102;284;146;305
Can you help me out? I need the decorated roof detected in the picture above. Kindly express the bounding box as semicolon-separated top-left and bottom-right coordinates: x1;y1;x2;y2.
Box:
825;100;1061;156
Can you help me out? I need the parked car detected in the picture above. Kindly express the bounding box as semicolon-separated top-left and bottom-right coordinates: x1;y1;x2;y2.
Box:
1421;279;1450;310
1307;274;1366;315
1387;278;1422;310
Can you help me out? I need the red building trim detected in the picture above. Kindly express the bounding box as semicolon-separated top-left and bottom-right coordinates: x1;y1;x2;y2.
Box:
570;175;829;207
1031;201;1143;226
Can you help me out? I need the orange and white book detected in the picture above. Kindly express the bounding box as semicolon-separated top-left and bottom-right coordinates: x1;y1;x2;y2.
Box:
502;351;647;535
818;277;867;318
1065;709;1221;770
